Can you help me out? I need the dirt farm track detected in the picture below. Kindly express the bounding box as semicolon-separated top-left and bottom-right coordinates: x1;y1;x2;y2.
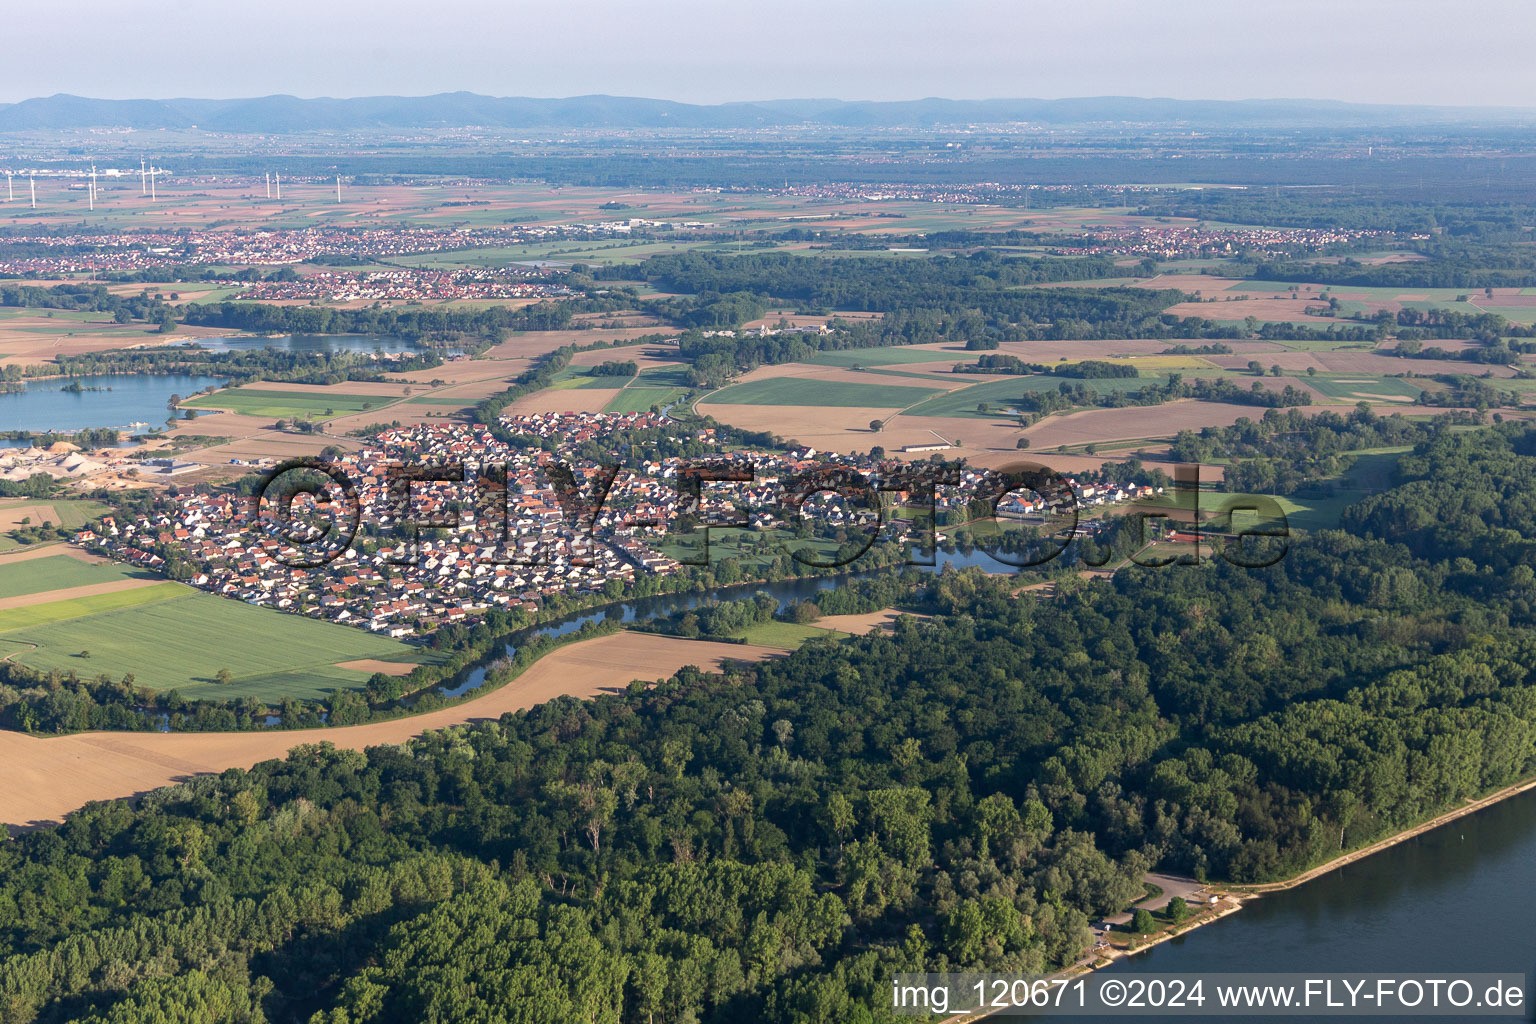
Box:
0;632;783;831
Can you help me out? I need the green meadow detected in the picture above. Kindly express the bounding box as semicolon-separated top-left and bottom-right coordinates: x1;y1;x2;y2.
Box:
0;589;426;698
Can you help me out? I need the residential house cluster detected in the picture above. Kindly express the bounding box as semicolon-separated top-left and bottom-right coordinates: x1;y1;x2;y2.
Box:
80;412;1164;639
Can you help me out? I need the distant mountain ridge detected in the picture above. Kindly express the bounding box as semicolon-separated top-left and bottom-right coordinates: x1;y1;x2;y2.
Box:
1;92;1534;132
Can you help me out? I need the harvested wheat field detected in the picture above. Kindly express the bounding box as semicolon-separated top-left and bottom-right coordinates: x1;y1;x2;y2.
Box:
388;356;529;385
163;411;288;438
334;659;415;676
483;326;678;361
566;348;681;370
0;578;161;612
323;406;459;434
696;401;904;441
0;318;233;366
813;608;927;634
1315;351;1518;377
1161;298;1340;322
0;631;784;830
403;377;527;402
0;544;107;568
182;431;364;464
0;504;59;532
500;387;622;415
1020;401;1335;449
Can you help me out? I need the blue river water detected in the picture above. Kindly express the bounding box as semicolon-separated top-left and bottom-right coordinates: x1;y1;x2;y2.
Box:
437;546;1013;698
1079;788;1536;1022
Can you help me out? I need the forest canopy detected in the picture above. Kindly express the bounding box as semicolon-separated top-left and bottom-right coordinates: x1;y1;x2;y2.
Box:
3;423;1536;1022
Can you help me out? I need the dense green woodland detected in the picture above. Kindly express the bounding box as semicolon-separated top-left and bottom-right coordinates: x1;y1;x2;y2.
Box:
3;424;1536;1022
1135;194;1536;238
180;298;586;340
1171;405;1484;495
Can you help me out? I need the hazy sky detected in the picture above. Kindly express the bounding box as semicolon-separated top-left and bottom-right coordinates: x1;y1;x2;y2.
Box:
5;0;1533;107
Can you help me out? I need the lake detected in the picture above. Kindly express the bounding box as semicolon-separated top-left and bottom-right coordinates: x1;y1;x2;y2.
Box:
0;374;223;432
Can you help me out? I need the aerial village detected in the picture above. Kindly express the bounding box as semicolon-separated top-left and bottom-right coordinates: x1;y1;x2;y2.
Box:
79;411;1163;639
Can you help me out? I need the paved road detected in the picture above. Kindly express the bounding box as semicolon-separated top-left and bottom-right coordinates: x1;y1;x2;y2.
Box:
1103;872;1205;924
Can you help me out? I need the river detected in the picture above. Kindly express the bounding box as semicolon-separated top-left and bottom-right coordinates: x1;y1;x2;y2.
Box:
434;544;1536;1023
1086;787;1536;1021
438;545;1014;698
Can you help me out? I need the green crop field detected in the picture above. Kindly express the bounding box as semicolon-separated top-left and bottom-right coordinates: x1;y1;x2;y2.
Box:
1469;305;1536;324
808;346;959;368
1305;376;1424;400
0;499;111;551
706;377;940;407
0;308;107;325
0;555;153;600
0;582;185;631
603;387;685;413
730;620;849;648
0;589;425;697
0;498;110;530
903;375;1151;418
181;387;387;419
45;500;113;528
634;366;693;387
550;366;637;389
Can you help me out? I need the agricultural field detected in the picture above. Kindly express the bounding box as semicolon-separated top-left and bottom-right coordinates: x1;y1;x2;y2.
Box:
0;589;426;697
808;346;972;368
548;365;638;389
0;581;185;630
902;375;1152;418
0;499;113;551
1303;375;1425;401
0;308;232;366
0;629;785;830
705;377;941;408
1;180;1115;237
0;498;110;532
729;620;850;648
180;386;392;420
0;553;153;600
602;388;685;413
